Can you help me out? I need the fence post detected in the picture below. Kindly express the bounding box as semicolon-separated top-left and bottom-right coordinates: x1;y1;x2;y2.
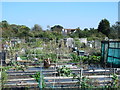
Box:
80;68;83;88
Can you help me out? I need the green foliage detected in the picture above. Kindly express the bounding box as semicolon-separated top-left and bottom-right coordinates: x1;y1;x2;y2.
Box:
70;53;80;62
73;74;93;88
80;55;101;64
74;38;82;48
70;54;101;64
87;55;101;64
20;56;28;60
14;65;27;72
31;72;46;88
1;20;9;29
80;77;93;88
2;66;13;71
98;19;110;37
1;21;30;38
51;25;63;32
57;65;73;77
1;71;8;88
87;32;106;41
8;60;19;66
104;74;119;89
31;30;63;41
42;53;57;63
35;39;43;47
111;74;119;88
70;28;106;41
1;20;108;41
91;51;101;56
109;24;120;39
32;24;42;31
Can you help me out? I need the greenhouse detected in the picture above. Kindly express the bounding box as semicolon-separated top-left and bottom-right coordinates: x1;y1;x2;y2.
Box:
101;41;120;67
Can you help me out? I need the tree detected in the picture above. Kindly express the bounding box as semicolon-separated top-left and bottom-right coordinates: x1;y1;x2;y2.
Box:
51;25;63;33
32;24;42;31
10;24;19;34
18;25;30;39
109;24;119;39
1;20;9;29
98;19;110;37
1;21;15;38
47;25;50;30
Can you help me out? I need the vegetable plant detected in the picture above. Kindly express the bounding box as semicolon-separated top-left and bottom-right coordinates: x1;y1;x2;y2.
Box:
111;74;119;88
72;74;94;88
1;71;8;89
31;72;46;88
57;65;73;77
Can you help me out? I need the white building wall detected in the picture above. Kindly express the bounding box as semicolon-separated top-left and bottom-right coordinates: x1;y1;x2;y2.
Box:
79;38;87;45
66;38;74;47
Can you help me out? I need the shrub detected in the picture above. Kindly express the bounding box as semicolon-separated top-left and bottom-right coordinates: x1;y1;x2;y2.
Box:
57;65;73;77
1;72;8;88
31;72;46;88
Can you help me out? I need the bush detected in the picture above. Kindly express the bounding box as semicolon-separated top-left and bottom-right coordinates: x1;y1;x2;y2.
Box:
42;53;57;63
1;72;8;88
70;54;101;65
70;53;80;62
57;65;73;77
31;72;46;88
72;74;94;88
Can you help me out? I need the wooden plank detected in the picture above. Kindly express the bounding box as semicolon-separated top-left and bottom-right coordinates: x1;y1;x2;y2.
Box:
7;78;35;81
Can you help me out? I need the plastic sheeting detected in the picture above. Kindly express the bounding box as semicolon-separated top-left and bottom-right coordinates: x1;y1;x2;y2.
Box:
101;41;120;67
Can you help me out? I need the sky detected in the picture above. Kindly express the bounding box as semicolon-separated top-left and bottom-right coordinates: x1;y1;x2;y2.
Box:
1;2;118;30
1;0;120;2
118;1;120;21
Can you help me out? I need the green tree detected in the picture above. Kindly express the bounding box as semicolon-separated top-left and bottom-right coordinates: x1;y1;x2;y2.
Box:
51;25;63;33
1;20;14;38
18;25;30;39
1;20;9;29
1;21;31;38
32;24;42;31
10;24;19;35
98;19;110;37
109;24;120;39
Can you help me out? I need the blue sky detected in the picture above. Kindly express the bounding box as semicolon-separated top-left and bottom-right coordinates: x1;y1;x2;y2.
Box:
2;2;118;30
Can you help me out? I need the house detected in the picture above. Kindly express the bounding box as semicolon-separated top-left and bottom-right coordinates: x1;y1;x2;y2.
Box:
87;40;101;49
64;38;74;48
62;28;78;35
79;38;87;45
